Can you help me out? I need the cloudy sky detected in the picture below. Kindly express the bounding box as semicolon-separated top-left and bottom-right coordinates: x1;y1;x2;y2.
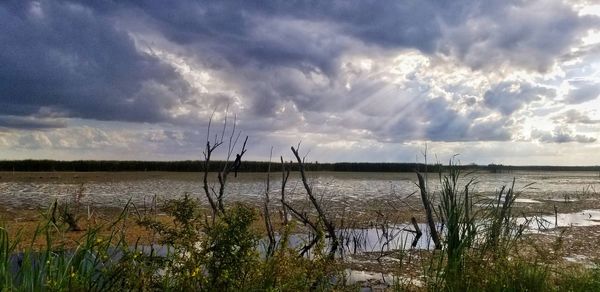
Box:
1;1;600;165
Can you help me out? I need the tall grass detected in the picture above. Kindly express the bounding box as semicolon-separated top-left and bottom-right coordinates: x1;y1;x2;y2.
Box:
435;163;478;289
0;220;118;290
415;161;600;292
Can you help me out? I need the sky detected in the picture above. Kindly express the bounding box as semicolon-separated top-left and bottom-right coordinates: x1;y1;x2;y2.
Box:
1;0;600;165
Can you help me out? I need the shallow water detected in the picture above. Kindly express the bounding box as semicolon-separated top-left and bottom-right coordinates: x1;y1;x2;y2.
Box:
519;209;600;232
339;223;434;252
0;171;599;208
337;209;600;253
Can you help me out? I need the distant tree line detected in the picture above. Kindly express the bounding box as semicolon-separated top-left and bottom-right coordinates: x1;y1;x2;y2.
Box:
0;160;440;172
0;160;598;173
485;164;600;173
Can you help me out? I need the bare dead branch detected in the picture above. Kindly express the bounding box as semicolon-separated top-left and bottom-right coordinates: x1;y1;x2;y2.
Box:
291;145;339;258
282;201;319;233
417;172;442;250
202;113;222;216
410;217;422;248
201;110;248;218
280;156;291;225
216;135;248;214
264;147;276;258
299;236;320;258
282;200;324;258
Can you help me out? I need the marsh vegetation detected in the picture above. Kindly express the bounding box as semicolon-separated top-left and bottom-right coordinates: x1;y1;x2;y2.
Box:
3;168;600;290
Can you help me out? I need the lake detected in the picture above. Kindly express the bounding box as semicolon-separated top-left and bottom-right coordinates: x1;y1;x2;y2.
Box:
0;171;599;209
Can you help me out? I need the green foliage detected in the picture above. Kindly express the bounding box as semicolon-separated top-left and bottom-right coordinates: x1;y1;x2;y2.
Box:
201;204;260;290
137;195;260;290
556;265;600;291
136;195;339;291
138;194;203;247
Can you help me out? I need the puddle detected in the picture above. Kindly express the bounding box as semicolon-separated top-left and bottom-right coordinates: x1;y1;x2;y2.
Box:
546;197;579;202
343;269;422;289
339;223;434;253
345;269;397;284
339;209;600;251
514;198;542;203
256;223;437;261
564;254;595;268
519;209;600;232
485;196;542;204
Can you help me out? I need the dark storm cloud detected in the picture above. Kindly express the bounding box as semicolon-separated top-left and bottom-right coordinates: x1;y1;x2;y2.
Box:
484;82;555;116
100;1;442;72
441;1;598;71
102;0;593;135
564;81;600;104
531;126;597;143
96;0;597;72
0;115;66;130
1;0;597;146
553;109;600;124
0;1;187;124
371;97;512;142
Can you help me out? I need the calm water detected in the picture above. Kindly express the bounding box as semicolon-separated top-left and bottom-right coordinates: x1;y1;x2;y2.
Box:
0;171;599;208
